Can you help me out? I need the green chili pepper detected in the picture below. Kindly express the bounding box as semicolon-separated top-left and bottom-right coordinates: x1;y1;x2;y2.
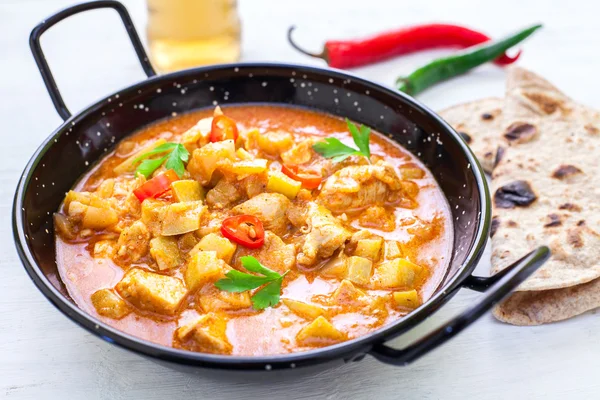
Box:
396;24;542;95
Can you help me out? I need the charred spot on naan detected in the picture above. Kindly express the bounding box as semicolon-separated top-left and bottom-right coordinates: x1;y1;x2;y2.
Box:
544;213;562;228
552;164;583;180
493;180;537;209
504;122;538;143
558;203;582;212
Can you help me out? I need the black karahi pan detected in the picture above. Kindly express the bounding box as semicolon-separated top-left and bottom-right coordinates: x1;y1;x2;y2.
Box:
13;0;549;371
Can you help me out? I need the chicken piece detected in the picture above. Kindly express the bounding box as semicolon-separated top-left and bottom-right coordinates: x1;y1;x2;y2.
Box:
280;138;318;165
91;289;131;319
239;173;267;198
317;161;403;213
113;221;150;265
197;285;252;312
232;193;291;235
205;178;243;209
296;203;351;267
236;231;296;273
296;316;346;346
177;313;232;354
115;268;187;315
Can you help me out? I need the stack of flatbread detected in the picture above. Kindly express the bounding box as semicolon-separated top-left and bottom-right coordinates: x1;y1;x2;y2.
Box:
439;67;600;325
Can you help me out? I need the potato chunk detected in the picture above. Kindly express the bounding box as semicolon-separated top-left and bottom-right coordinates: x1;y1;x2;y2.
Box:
330;280;366;307
283;299;324;320
383;240;403;260
161;201;206;236
149;236;182;271
187;140;236;184
82;206;118;229
392;290;421;310
372;258;423;289
319;253;347;278
140;199;168;235
191;233;236;264
248;129;294;155
171;180;204;202
296;316;346;346
198;285;252;312
90;289;130;319
354;238;383;261
345;256;373;286
266;170;301;199
177;313;232;354
231;159;268;176
115;268;187;315
184;250;227;292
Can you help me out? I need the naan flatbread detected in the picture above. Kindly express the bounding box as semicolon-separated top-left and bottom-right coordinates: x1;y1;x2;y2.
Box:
491;67;600;324
439;98;503;173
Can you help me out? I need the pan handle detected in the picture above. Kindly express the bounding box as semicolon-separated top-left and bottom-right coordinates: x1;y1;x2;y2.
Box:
29;0;156;121
369;246;550;366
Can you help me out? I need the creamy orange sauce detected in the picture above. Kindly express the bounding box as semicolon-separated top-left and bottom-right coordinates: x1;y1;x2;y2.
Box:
56;105;453;355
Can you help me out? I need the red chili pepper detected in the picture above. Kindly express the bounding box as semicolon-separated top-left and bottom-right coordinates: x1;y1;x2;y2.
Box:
133;170;179;202
281;165;322;189
210;114;239;143
288;24;520;69
221;215;265;249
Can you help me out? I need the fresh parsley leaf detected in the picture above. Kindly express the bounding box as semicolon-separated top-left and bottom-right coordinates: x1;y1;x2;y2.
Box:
136;155;168;179
134;142;190;178
251;278;284;310
214;256;289;310
312;120;371;163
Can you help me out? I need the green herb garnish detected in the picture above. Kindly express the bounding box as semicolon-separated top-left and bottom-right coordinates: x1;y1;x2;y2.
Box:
312;119;371;163
215;256;289;310
133;142;189;178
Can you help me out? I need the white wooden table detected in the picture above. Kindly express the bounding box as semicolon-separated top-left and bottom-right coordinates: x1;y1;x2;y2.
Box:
2;0;600;398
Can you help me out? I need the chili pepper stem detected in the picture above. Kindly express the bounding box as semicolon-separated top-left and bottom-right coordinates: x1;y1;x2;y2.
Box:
287;26;329;62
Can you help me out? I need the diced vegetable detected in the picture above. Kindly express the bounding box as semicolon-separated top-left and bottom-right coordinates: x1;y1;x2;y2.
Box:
133;170;179;202
392;289;421;310
81;205;118;230
220;215;265;249
140;199;168;235
184;250;227;292
161;200;205;236
231;159;268;176
113;138;167;174
115;268;187;315
266;170;301;199
53;213;76;240
345;256;373;286
96;179;115;198
296;316;346;346
176;313;232;354
399;164;425;179
171;180;204;202
191;232;237;264
248;129;294;155
354;238;383;261
210;114;239;142
150;236;182;271
281;164;322;189
187;140;236;184
400;180;420;198
235;148;254;160
178;232;199;251
373;258;423;289
91;289;131;319
330;279;366;306
383;240;403;260
282;299;324;320
319;253;347;278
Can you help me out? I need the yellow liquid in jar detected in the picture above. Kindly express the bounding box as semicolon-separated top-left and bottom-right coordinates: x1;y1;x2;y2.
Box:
147;0;241;73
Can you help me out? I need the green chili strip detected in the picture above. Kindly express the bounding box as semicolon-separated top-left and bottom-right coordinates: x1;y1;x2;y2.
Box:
397;24;542;95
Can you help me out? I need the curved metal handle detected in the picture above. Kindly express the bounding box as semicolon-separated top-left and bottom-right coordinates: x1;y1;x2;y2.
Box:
369;246;550;366
29;0;156;121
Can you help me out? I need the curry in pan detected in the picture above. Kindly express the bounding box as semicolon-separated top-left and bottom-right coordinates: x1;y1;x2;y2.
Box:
54;105;453;356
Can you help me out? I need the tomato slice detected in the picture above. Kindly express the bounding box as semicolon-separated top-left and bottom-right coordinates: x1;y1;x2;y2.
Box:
221;215;265;249
210;115;239;142
281;165;322;189
133;170;179;202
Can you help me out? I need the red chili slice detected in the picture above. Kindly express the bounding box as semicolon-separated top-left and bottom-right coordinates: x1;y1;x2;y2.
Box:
210;114;239;143
281;164;322;189
221;215;265;249
133;170;179;202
